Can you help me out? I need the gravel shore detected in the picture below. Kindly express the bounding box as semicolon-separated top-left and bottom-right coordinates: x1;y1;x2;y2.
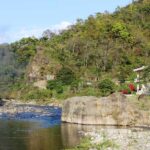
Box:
82;127;150;150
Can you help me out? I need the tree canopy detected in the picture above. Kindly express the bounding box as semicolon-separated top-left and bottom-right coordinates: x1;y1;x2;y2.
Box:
0;0;149;98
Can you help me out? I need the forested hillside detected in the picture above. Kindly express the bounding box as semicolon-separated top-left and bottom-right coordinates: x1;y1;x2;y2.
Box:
0;44;25;97
0;0;149;99
0;44;17;96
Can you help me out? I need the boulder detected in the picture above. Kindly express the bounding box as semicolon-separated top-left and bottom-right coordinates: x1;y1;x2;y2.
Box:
61;93;150;126
0;98;5;106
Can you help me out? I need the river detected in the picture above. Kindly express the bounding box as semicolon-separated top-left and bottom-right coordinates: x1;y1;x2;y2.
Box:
0;105;82;150
0;104;149;150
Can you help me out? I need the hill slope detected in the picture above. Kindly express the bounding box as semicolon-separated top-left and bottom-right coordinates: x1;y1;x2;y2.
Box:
1;0;150;99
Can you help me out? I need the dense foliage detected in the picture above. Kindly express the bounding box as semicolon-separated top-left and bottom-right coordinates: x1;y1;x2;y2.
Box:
0;44;24;97
44;0;150;83
98;79;116;96
56;67;76;85
0;0;150;99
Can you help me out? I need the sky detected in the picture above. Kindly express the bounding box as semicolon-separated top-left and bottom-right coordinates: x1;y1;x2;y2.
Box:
0;0;132;44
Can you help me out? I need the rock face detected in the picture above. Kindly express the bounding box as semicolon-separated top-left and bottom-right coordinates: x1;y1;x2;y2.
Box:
61;93;150;126
26;47;61;89
33;80;47;89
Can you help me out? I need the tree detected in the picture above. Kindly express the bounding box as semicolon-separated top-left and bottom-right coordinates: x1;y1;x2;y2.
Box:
142;66;150;83
98;79;116;96
47;80;63;94
56;67;76;85
111;22;130;41
42;29;56;39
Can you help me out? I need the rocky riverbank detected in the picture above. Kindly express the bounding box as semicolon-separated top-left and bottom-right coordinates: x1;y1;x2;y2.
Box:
80;127;150;150
62;93;150;127
1;97;150;150
0;99;61;121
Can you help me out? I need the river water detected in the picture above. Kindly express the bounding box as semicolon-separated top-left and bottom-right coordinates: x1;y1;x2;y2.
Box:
0;105;149;150
0;105;82;150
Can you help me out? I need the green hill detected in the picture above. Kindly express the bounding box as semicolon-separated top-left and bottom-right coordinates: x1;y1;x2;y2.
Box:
0;0;149;100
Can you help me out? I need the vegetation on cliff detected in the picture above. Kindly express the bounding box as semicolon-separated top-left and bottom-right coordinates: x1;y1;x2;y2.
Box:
0;0;149;100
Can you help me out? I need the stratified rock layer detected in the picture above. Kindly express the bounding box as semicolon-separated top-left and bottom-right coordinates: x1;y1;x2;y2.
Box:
61;93;150;126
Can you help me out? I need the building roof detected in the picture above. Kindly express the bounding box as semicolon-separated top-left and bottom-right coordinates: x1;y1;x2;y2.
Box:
133;66;148;72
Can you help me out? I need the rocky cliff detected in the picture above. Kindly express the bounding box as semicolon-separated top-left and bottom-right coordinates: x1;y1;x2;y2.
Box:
26;47;61;89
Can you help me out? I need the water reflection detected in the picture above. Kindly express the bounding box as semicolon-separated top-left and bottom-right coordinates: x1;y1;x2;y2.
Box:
0;120;32;150
0;120;142;150
27;126;63;150
0;120;82;150
61;123;82;148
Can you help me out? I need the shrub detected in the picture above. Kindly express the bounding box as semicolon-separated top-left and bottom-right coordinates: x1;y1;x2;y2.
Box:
47;80;63;94
56;67;76;85
67;136;119;150
55;84;64;94
77;87;100;97
118;74;126;83
98;79;116;96
47;80;59;90
23;89;52;100
119;84;131;94
128;83;136;91
121;89;130;94
142;66;150;83
70;80;80;93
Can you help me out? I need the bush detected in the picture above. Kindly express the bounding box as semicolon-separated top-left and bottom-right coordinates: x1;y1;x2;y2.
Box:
118;73;126;83
119;84;131;94
67;136;119;150
142;66;150;83
98;79;116;96
56;67;76;85
55;84;64;94
47;80;58;90
23;89;52;100
77;87;100;97
47;80;63;94
70;80;80;93
128;83;136;92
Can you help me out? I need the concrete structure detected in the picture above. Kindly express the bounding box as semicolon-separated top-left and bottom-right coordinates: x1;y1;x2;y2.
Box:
133;66;148;95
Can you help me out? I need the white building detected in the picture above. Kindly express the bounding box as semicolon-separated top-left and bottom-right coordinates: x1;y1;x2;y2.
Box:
133;66;148;95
